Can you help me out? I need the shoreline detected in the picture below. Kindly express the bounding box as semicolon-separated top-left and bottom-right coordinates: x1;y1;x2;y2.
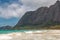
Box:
0;30;60;40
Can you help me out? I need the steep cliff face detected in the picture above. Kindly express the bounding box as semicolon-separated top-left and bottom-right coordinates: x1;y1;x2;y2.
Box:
14;1;60;29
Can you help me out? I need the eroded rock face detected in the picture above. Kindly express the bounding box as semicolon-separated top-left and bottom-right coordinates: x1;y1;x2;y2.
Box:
15;1;60;28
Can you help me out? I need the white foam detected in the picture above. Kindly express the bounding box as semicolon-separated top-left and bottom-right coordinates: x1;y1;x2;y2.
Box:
25;31;33;33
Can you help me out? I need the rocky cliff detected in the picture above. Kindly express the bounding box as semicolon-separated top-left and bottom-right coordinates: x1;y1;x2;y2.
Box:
14;0;60;29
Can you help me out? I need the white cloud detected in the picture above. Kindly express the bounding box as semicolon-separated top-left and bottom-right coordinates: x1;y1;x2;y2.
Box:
0;0;57;19
0;3;27;19
21;0;57;10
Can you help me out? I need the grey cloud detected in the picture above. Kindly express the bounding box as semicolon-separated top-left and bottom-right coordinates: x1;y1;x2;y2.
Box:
21;0;57;10
0;0;57;19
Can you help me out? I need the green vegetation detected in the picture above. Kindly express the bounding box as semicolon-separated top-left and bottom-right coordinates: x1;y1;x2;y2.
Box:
13;25;60;30
13;21;60;30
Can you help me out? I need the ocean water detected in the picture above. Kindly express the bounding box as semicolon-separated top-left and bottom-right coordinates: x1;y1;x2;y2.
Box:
0;30;45;34
0;30;25;34
0;30;37;34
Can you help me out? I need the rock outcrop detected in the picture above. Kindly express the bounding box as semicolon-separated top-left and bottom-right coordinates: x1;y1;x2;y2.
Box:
0;26;12;30
14;0;60;29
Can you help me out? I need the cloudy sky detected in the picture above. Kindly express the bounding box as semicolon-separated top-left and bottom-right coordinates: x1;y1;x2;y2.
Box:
0;0;57;26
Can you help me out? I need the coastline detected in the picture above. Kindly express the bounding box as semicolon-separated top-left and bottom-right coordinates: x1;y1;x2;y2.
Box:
0;30;60;40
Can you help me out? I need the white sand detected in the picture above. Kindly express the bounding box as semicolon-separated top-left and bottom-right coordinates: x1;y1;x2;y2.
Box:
0;30;60;40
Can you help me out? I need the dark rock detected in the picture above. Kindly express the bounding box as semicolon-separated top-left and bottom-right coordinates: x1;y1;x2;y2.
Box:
0;26;12;30
14;0;60;29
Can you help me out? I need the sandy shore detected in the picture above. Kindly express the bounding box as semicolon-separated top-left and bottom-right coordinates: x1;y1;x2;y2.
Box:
0;30;60;40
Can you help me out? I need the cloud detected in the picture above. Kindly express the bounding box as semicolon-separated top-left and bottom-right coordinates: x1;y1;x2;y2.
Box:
0;0;25;19
21;0;57;10
0;3;26;19
0;0;57;19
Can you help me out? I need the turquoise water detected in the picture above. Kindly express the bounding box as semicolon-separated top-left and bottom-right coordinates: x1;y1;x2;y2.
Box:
0;30;26;34
0;30;40;34
0;30;35;34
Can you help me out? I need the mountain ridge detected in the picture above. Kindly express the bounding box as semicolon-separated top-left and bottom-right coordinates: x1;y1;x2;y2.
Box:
13;0;60;29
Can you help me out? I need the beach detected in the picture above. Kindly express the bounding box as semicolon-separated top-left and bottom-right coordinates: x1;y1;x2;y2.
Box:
0;30;60;40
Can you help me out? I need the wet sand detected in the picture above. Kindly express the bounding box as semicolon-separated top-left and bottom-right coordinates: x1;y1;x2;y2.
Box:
0;30;60;40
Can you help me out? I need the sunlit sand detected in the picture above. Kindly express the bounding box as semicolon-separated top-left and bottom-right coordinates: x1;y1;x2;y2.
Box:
0;30;60;40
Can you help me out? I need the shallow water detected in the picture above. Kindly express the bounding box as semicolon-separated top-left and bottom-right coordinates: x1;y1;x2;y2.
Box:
0;30;29;34
0;30;43;34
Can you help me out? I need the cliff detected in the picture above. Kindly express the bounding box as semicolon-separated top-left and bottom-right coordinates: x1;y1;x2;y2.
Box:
14;0;60;29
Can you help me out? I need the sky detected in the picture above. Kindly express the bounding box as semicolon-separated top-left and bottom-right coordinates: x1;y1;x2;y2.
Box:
0;0;57;27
